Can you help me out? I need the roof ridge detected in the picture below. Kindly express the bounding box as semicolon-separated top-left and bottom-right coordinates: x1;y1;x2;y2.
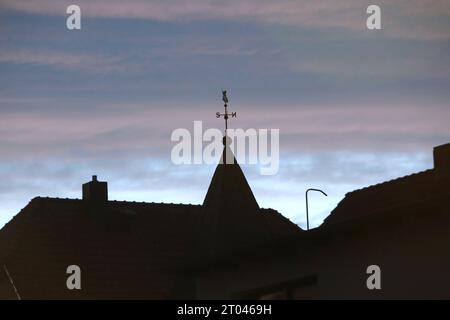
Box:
347;168;434;195
32;197;201;206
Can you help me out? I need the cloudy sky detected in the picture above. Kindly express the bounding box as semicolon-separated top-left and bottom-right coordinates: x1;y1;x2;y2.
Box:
0;0;449;229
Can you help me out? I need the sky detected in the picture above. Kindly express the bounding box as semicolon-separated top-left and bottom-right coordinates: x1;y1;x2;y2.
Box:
0;0;449;229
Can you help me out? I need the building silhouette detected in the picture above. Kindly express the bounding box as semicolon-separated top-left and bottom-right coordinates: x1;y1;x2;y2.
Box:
1;141;449;299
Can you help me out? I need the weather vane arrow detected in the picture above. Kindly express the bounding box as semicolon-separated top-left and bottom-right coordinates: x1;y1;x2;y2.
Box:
216;90;237;134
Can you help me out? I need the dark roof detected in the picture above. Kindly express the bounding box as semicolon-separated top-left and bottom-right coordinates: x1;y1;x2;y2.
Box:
0;197;202;299
0;195;300;299
324;167;450;225
203;165;450;271
0;143;299;299
203;144;260;213
198;144;299;255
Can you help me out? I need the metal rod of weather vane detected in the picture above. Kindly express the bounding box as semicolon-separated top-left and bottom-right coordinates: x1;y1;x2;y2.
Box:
224;103;228;133
222;90;229;135
305;188;328;231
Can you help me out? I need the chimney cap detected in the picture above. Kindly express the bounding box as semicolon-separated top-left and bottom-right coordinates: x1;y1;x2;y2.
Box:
92;175;98;182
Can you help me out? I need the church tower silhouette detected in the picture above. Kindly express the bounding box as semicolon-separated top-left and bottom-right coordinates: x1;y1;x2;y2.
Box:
197;92;293;257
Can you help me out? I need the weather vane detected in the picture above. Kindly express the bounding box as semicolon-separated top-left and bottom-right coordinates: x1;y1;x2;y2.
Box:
216;90;237;134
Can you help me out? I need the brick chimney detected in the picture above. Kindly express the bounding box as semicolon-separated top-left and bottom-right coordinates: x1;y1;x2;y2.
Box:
433;143;450;169
82;175;108;202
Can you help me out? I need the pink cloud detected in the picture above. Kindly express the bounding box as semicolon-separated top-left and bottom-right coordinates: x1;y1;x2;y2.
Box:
0;50;129;73
2;0;450;40
0;102;448;161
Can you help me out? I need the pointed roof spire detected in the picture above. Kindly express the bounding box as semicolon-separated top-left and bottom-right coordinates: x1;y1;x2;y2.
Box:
205;90;258;211
203;141;260;213
198;91;270;255
200;142;266;255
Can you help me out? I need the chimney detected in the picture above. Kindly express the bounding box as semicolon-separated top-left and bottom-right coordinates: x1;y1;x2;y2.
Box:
433;143;450;169
82;175;108;202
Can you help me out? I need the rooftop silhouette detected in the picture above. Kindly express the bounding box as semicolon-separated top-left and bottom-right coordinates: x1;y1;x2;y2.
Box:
1;99;449;298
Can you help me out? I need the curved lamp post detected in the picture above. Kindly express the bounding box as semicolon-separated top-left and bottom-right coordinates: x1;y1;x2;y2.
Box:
305;188;328;231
